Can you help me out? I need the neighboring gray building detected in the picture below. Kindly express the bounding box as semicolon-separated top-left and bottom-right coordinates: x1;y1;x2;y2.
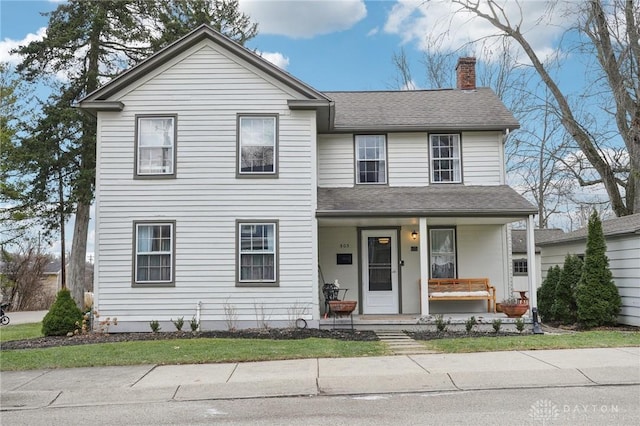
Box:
538;214;640;327
511;228;564;291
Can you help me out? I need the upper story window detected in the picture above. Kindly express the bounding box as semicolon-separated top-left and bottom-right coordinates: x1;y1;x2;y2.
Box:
134;221;174;286
136;115;176;177
430;134;461;183
237;221;278;286
355;135;387;184
238;115;278;176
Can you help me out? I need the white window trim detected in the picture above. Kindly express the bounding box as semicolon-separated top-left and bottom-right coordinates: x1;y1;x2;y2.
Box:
135;115;176;177
134;222;174;286
429;134;461;183
355;134;387;184
238;115;278;176
237;221;278;286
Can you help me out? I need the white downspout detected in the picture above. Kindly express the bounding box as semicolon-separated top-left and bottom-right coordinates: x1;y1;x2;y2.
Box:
196;301;202;331
526;215;538;314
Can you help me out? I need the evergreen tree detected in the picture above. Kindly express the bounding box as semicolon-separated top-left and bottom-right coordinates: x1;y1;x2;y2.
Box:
537;265;561;323
576;211;622;328
150;0;258;50
552;254;582;325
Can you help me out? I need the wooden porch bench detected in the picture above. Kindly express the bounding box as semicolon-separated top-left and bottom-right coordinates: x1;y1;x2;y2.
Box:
428;278;496;313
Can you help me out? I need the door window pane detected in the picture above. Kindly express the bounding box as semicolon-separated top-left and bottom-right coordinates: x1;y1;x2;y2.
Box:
368;236;392;291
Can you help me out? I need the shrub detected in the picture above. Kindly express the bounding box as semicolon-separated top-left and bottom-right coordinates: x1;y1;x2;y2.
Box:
492;318;502;333
515;318;525;333
149;320;161;332
190;316;199;332
41;289;83;336
172;316;184;331
552;254;582;324
537;265;561;322
435;314;450;332
576;211;621;328
464;316;477;333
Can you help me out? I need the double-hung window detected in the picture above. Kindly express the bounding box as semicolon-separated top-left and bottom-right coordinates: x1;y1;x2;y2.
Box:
238;221;278;285
356;135;387;184
430;134;461;183
136;116;176;177
238;115;278;175
134;222;174;285
430;228;457;278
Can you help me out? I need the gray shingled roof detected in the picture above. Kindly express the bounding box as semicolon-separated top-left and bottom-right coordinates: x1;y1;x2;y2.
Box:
322;88;520;132
537;213;640;245
317;185;537;217
511;229;565;253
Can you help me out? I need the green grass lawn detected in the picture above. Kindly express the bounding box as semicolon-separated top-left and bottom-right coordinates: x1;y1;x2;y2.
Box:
419;330;640;353
1;322;638;371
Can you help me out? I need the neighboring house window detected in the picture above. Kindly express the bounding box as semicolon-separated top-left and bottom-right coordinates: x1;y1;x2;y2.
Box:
513;259;528;276
355;135;387;184
134;222;174;285
430;134;461;183
238;221;278;285
430;228;456;278
136;115;176;177
238;115;278;175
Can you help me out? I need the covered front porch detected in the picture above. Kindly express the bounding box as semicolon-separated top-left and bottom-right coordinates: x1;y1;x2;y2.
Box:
316;185;540;323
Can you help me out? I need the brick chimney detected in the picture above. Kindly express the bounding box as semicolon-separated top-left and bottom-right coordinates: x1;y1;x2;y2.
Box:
456;57;476;90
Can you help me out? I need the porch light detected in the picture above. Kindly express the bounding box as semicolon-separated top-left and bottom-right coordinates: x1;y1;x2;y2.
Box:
378;237;390;245
411;230;418;240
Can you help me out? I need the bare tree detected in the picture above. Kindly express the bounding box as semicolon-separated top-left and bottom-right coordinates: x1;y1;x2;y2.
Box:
450;0;639;217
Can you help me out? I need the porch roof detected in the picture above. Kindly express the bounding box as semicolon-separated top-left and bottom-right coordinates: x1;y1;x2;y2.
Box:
316;185;538;218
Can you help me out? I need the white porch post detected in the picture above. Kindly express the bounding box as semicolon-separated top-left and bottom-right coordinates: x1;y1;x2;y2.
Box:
526;214;538;312
419;217;429;316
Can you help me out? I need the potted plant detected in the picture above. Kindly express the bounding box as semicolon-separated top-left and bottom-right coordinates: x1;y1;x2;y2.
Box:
500;297;529;318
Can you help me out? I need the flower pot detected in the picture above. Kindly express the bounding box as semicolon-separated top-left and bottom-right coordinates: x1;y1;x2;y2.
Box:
501;303;528;318
328;300;357;317
496;303;503;313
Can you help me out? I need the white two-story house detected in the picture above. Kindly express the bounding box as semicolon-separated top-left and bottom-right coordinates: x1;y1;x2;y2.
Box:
79;26;538;331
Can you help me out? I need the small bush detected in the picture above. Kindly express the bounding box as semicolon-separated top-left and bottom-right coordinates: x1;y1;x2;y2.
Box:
41;289;83;336
553;254;581;324
172;316;184;331
465;316;477;333
515;318;525;333
492;318;502;333
435;314;450;332
149;320;161;333
190;316;199;332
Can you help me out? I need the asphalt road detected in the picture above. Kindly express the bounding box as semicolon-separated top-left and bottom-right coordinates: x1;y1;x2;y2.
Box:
3;385;638;425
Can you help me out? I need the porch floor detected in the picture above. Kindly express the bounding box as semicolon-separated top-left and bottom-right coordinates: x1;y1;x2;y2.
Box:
319;313;533;331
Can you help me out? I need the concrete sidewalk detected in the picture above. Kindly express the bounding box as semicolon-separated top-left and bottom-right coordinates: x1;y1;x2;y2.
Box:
1;347;639;411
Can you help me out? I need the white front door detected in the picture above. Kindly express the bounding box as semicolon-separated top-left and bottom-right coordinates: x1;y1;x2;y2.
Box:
361;229;399;314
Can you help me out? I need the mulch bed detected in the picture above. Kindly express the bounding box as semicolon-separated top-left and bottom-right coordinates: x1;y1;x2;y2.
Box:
1;328;378;351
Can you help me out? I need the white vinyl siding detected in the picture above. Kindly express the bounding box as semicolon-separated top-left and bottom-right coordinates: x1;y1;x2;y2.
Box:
462;131;503;185
317;134;354;187
387;133;430;187
95;41;317;327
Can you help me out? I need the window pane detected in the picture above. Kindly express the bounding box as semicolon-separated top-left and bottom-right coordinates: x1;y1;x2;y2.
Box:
136;223;172;283
430;229;456;278
138;117;174;175
240;117;276;173
430;134;460;183
239;223;276;282
356;135;386;183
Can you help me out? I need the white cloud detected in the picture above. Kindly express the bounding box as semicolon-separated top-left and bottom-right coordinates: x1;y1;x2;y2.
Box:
383;0;571;63
0;27;47;65
257;51;290;69
239;0;367;38
366;27;379;37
